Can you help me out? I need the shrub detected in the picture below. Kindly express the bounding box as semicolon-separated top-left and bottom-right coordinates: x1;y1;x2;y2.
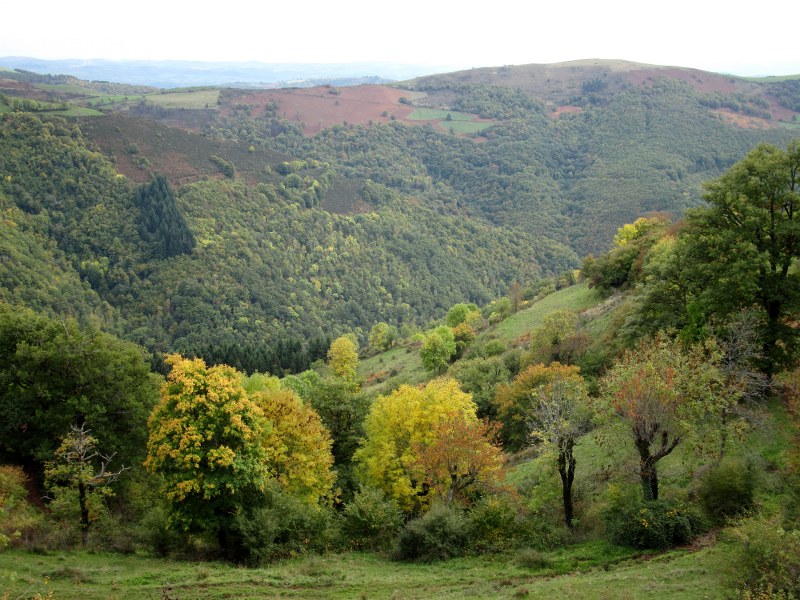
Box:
728;516;800;597
138;505;183;557
699;458;757;524
467;494;523;553
0;465;42;549
604;493;707;549
516;547;552;570
232;485;340;564
341;487;403;551
395;503;469;562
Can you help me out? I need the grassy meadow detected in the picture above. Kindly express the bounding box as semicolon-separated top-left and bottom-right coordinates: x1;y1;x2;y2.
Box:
0;542;733;599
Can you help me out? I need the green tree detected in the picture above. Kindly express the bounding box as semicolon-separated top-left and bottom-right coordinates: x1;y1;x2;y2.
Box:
683;142;800;376
525;309;588;366
420;326;456;374
446;303;480;328
144;355;269;550
368;322;398;352
0;304;158;476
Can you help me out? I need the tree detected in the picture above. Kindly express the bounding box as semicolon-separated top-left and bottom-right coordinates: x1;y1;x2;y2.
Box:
144;355;269;549
602;337;728;500
327;336;359;380
525;309;588;366
250;388;335;505
524;366;592;527
368;322;397;352
354;378;481;512
0;304;158;477
446;303;480;328
420;326;456;374
494;362;583;451
44;424;127;544
684;142;800;376
413;413;505;503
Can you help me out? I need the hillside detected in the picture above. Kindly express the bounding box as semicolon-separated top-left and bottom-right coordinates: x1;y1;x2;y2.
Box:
0;59;799;368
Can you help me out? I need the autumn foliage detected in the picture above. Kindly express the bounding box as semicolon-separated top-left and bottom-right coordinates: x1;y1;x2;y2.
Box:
355;379;503;512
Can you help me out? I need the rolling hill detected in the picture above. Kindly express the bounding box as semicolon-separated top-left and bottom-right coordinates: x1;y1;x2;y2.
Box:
1;59;799;371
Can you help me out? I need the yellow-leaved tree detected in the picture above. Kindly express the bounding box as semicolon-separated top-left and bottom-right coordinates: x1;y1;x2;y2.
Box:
250;388;335;505
144;355;269;548
355;378;503;512
327;336;359;380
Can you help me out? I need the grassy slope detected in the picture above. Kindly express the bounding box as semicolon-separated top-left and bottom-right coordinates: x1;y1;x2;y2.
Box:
489;283;601;344
358;283;604;393
0;544;732;599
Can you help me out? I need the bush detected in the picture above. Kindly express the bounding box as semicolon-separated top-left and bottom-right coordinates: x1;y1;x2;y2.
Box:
467;494;523;553
342;487;403;551
0;465;42;549
516;547;552;570
139;505;183;557
699;458;757;524
232;485;340;564
604;493;707;549
728;516;800;597
395;503;469;562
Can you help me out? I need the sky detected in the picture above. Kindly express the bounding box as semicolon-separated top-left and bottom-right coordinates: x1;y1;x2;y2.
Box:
3;0;799;76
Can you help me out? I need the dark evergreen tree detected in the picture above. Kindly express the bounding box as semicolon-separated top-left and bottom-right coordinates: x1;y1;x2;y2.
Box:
134;175;195;258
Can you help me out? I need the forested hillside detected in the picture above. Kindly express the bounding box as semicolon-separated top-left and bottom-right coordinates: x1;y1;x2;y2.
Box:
0;60;798;368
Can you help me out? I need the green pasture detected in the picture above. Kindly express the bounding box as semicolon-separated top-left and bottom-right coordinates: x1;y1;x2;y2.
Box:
408;107;476;121
144;89;220;109
0;542;732;599
489;283;602;344
442;120;494;134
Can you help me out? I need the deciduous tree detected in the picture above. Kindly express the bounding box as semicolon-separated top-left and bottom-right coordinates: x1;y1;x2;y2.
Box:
684;142;800;376
45;424;127;544
144;355;269;548
251;388;335;505
525;364;592;527
354;379;480;511
602;337;729;500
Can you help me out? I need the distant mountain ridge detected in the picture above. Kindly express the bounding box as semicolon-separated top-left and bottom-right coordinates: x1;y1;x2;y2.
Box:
0;57;458;88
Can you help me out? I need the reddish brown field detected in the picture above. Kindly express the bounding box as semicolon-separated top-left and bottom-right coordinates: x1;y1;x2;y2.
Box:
224;85;416;135
550;106;583;119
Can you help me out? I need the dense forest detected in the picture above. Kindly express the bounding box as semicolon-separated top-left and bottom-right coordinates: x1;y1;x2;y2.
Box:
1;62;800;598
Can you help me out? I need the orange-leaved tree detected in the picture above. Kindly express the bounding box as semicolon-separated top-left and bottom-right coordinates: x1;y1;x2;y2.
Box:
602;336;729;500
413;413;504;504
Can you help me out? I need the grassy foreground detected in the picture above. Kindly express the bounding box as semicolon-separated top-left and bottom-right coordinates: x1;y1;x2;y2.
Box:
0;541;732;599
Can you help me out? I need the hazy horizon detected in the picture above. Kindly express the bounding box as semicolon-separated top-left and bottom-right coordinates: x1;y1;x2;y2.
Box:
3;0;799;79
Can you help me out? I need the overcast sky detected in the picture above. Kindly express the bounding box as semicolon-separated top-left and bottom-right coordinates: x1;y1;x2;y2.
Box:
3;0;799;76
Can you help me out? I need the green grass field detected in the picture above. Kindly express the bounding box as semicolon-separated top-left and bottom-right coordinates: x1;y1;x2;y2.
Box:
441;120;494;134
144;89;220;109
490;283;602;344
407;108;495;135
407;108;476;121
0;542;733;599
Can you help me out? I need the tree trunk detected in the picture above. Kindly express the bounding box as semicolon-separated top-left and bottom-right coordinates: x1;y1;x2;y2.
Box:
78;480;90;545
635;437;659;501
639;456;659;501
557;437;576;527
